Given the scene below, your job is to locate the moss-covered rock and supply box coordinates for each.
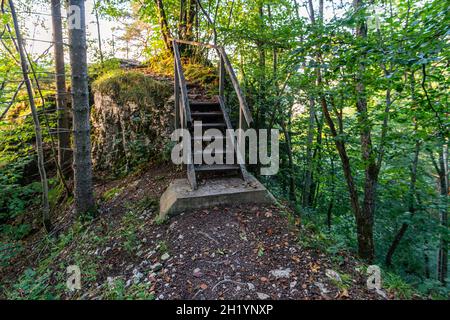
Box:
[91,70,173,175]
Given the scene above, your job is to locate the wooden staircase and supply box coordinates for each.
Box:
[172,39,253,190]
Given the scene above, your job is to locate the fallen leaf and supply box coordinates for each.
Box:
[200,283,208,290]
[340,289,349,298]
[310,263,320,273]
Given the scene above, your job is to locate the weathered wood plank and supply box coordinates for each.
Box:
[174,63,180,129]
[173,40,192,127]
[217,47,253,127]
[169,38,217,49]
[219,96,250,182]
[219,56,225,98]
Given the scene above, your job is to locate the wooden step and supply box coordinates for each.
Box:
[190,101,221,111]
[192,111,223,117]
[190,101,220,107]
[193,122,226,129]
[194,164,240,172]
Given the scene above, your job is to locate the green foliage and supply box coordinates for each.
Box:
[330,272,353,291]
[383,272,415,299]
[0,242,23,267]
[101,186,124,202]
[92,69,171,106]
[156,240,168,255]
[120,210,142,254]
[105,279,155,300]
[88,58,122,81]
[5,268,60,300]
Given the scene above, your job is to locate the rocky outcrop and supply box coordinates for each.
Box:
[91,70,173,174]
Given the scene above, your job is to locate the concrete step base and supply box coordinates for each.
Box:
[159,175,275,219]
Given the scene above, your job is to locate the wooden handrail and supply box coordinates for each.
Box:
[169,38,218,49]
[216,46,253,127]
[173,40,192,127]
[170,38,253,127]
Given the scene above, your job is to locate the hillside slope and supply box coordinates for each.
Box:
[1,162,400,300]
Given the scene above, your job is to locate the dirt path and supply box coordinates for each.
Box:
[1,163,389,300]
[150,205,384,300]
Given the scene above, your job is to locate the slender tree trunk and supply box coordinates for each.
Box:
[424,240,430,278]
[326,155,334,230]
[93,0,104,64]
[9,0,51,231]
[385,136,420,267]
[437,143,448,285]
[311,113,324,207]
[354,0,378,262]
[303,97,315,207]
[280,119,296,203]
[154,0,172,51]
[186,0,196,41]
[68,0,95,215]
[51,0,72,178]
[385,72,419,267]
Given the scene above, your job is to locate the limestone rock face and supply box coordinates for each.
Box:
[91,71,173,174]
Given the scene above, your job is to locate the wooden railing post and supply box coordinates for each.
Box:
[174,62,180,129]
[173,40,192,127]
[217,47,253,127]
[219,55,225,99]
[172,39,197,190]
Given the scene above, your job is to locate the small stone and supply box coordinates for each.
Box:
[193,268,203,277]
[270,268,291,279]
[247,283,255,291]
[314,282,329,294]
[376,289,388,299]
[256,292,270,300]
[290,281,297,289]
[107,277,115,287]
[151,262,163,272]
[132,269,144,284]
[140,260,149,267]
[325,269,341,282]
[161,253,170,261]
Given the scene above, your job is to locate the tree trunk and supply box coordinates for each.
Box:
[93,0,104,64]
[385,137,420,267]
[68,0,95,215]
[354,0,377,262]
[154,0,172,51]
[51,0,72,178]
[9,0,51,231]
[303,97,315,207]
[437,143,448,285]
[280,118,296,203]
